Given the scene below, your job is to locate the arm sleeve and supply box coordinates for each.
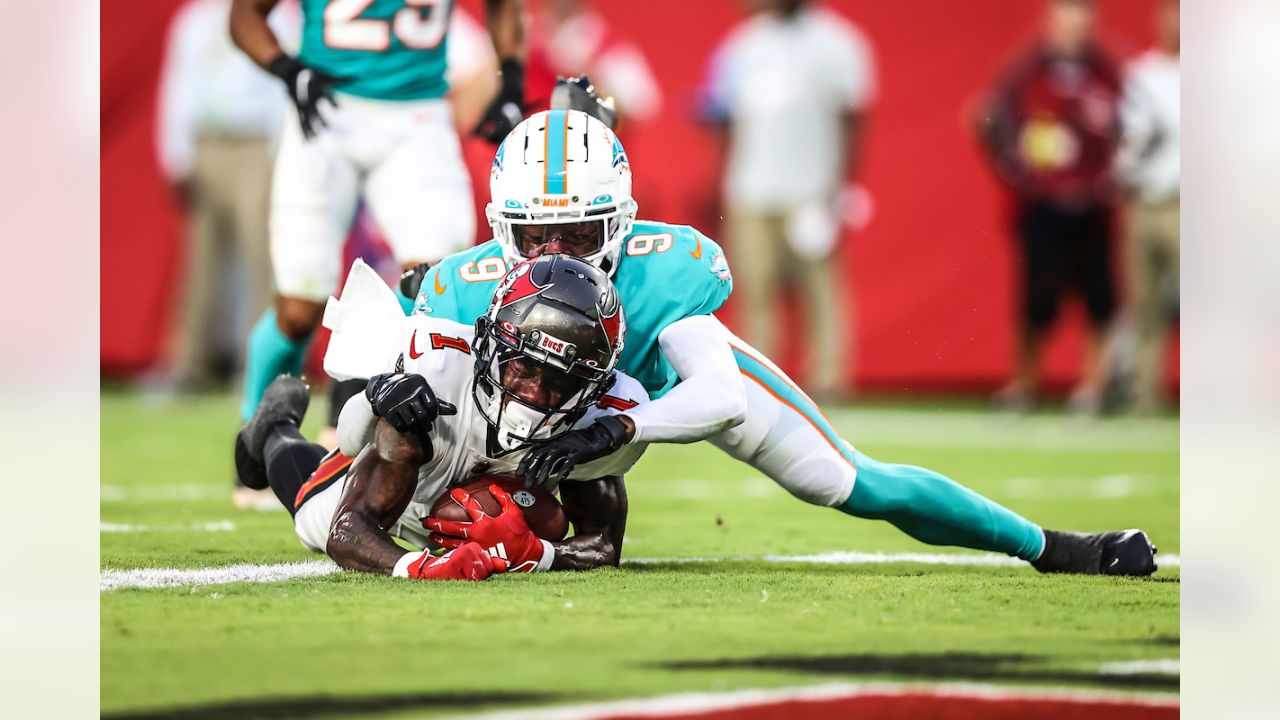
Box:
[624,315,747,444]
[337,392,377,457]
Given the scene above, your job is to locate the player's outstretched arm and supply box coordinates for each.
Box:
[327,421,425,574]
[621,314,748,444]
[329,421,498,580]
[553,475,628,571]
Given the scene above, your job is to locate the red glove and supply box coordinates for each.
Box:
[425,485,553,573]
[397,542,504,581]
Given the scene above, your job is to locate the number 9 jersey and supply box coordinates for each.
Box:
[414,220,734,398]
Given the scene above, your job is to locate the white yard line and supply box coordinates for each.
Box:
[100,551,1179,591]
[1099,659,1181,675]
[100,559,339,591]
[100,521,237,533]
[101,484,228,502]
[460,681,1178,720]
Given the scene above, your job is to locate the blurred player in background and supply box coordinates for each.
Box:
[525,0,662,126]
[977,0,1122,414]
[703,0,874,398]
[236,255,647,578]
[229,0,527,431]
[410,108,1157,577]
[157,0,299,393]
[1114,0,1179,414]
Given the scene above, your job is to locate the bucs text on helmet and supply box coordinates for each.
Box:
[473,254,627,451]
[487,109,637,275]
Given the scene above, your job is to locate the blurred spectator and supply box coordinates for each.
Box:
[703,0,874,398]
[526,0,663,125]
[156,0,298,390]
[977,0,1121,414]
[1116,0,1179,414]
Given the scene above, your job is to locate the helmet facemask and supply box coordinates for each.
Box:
[489,200,636,275]
[472,314,617,453]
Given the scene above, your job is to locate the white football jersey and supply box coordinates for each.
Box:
[335,314,649,547]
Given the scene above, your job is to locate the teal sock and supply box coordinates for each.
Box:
[240,309,310,421]
[840,449,1044,560]
[395,286,415,316]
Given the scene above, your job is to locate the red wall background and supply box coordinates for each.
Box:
[102,0,1175,393]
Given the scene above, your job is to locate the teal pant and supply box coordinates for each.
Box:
[840,449,1044,561]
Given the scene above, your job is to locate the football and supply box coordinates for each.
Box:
[428,475,568,542]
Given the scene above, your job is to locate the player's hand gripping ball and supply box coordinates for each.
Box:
[426,477,567,572]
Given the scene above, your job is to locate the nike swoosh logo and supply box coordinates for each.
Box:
[409,330,424,359]
[434,273,446,295]
[689,236,702,259]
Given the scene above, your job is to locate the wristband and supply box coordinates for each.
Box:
[267,53,302,82]
[498,59,524,95]
[392,551,426,578]
[533,539,555,573]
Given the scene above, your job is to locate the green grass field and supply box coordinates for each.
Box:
[101,388,1179,719]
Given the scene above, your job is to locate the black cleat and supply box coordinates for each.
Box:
[234,376,311,490]
[1032,529,1158,576]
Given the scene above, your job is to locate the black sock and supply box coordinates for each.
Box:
[264,424,327,518]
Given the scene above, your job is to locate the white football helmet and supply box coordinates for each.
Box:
[486,109,637,275]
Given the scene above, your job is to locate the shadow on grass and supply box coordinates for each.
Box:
[656,651,1179,690]
[101,690,560,720]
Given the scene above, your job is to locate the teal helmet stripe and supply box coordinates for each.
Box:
[544,109,568,195]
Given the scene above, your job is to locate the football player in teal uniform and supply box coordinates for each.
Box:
[410,109,1158,576]
[230,0,527,425]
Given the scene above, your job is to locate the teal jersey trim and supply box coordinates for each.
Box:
[544,109,568,194]
[415,221,734,397]
[298,0,452,101]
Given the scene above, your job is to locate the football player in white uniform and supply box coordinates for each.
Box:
[235,254,648,580]
[230,0,529,425]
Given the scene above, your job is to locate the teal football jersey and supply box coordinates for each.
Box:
[298,0,453,101]
[414,221,734,397]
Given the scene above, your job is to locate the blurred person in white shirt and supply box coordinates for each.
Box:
[156,0,299,391]
[1116,0,1179,414]
[702,0,874,398]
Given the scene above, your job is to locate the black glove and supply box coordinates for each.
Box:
[517,415,630,487]
[365,373,457,437]
[399,262,432,302]
[474,59,525,145]
[550,75,617,130]
[268,53,347,140]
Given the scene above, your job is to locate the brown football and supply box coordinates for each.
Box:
[428,475,568,542]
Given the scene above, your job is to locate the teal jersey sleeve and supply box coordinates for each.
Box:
[611,222,734,397]
[413,241,507,322]
[414,226,734,399]
[298,0,451,101]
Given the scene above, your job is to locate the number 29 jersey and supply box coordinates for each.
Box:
[298,0,455,100]
[413,220,734,398]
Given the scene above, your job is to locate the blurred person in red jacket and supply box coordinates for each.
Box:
[977,0,1122,414]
